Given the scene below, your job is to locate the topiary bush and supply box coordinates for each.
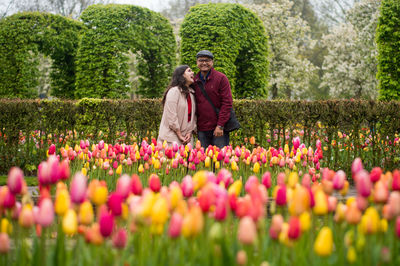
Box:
[180,3,269,99]
[0,12,84,99]
[377,0,400,100]
[75,4,177,99]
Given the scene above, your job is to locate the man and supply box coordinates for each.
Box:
[193,50,233,149]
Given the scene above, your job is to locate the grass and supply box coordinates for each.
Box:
[0,175,38,186]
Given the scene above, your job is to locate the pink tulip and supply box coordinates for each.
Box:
[99,213,114,237]
[293,137,300,151]
[277,172,286,186]
[217,169,233,188]
[333,170,346,190]
[7,167,24,195]
[108,193,123,216]
[98,140,104,150]
[302,174,311,188]
[48,155,60,184]
[59,160,70,180]
[373,181,389,204]
[356,196,368,211]
[396,216,400,238]
[19,206,34,228]
[198,186,215,212]
[1,187,15,209]
[37,198,54,227]
[269,214,284,239]
[168,212,183,238]
[80,140,86,149]
[327,196,337,212]
[238,216,257,245]
[388,191,400,217]
[356,170,372,197]
[116,174,131,199]
[48,144,56,155]
[131,174,142,195]
[149,174,161,193]
[0,233,10,254]
[288,216,301,240]
[70,172,87,204]
[392,170,400,191]
[245,176,259,193]
[352,158,363,179]
[112,228,127,249]
[214,198,227,221]
[275,186,287,206]
[38,161,51,185]
[181,175,193,197]
[262,172,271,189]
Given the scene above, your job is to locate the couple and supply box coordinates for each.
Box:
[158,50,233,149]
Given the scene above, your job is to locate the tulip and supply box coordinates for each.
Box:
[238,216,257,245]
[151,197,169,225]
[370,167,382,183]
[396,216,400,238]
[149,174,161,192]
[116,174,131,199]
[289,186,310,216]
[19,205,34,228]
[262,172,271,189]
[131,174,142,195]
[59,160,70,180]
[334,203,347,223]
[356,170,372,197]
[79,201,94,225]
[48,144,56,155]
[236,250,247,266]
[169,185,183,209]
[314,226,333,257]
[62,209,78,235]
[228,180,242,197]
[269,214,284,239]
[214,198,227,221]
[275,186,287,206]
[313,189,328,215]
[347,246,357,263]
[112,228,127,249]
[181,175,194,197]
[299,211,311,232]
[373,181,389,204]
[108,193,123,216]
[1,187,15,209]
[168,212,183,238]
[192,170,207,191]
[198,186,215,212]
[288,172,298,188]
[1,218,12,234]
[47,156,60,184]
[360,207,380,234]
[37,198,54,227]
[7,167,24,195]
[332,170,346,190]
[392,170,400,191]
[346,202,362,225]
[0,233,10,254]
[181,206,204,237]
[55,189,70,216]
[351,158,363,179]
[99,212,114,238]
[70,172,87,204]
[388,191,400,217]
[288,216,301,240]
[92,185,108,206]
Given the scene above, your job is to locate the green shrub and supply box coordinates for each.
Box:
[377,0,400,100]
[75,4,177,99]
[0,12,84,99]
[180,3,269,99]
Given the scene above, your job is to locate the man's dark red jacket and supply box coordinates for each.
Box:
[193,68,233,131]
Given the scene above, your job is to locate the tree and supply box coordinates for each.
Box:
[311,0,357,26]
[247,1,317,99]
[320,0,380,99]
[161,0,230,19]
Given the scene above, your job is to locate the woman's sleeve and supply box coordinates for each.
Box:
[164,88,181,132]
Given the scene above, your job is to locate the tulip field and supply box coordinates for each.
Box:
[1,136,400,266]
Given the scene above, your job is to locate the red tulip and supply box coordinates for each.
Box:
[275,186,287,206]
[198,186,215,212]
[131,174,142,195]
[7,167,24,195]
[58,160,70,181]
[108,193,123,216]
[168,212,183,238]
[149,174,161,193]
[288,216,301,240]
[370,167,382,183]
[112,228,127,249]
[48,144,56,155]
[70,172,87,204]
[1,187,15,209]
[99,213,114,237]
[245,176,259,193]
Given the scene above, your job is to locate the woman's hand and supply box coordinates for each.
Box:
[182,133,191,145]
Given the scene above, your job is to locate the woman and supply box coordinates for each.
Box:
[158,65,196,146]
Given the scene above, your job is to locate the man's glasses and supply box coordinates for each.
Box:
[197,58,213,63]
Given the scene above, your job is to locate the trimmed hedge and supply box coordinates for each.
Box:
[377,0,400,100]
[180,3,269,99]
[1,99,400,175]
[75,4,177,99]
[0,12,84,99]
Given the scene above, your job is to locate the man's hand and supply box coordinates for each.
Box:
[214,126,224,137]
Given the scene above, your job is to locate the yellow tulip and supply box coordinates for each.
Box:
[116,164,122,175]
[231,160,238,171]
[182,206,204,238]
[313,189,328,215]
[138,164,144,173]
[380,219,388,233]
[299,212,311,232]
[79,201,94,225]
[205,157,211,168]
[360,207,380,234]
[314,226,333,257]
[288,172,299,188]
[228,180,243,196]
[215,161,220,169]
[141,192,156,218]
[289,186,310,216]
[92,186,108,206]
[55,189,70,216]
[284,144,289,154]
[81,167,87,176]
[1,218,12,234]
[253,162,260,173]
[170,186,182,209]
[122,203,129,220]
[151,197,169,225]
[347,246,357,263]
[192,171,207,191]
[62,209,78,235]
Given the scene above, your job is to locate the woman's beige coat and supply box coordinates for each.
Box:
[157,86,196,146]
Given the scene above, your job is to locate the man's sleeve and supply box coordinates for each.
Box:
[217,75,233,127]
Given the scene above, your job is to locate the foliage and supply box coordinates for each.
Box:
[377,0,400,100]
[0,12,84,99]
[247,0,317,99]
[75,4,177,99]
[320,0,380,99]
[180,3,269,99]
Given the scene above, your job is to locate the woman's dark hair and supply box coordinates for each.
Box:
[162,65,192,106]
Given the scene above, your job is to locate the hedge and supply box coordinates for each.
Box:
[180,3,269,99]
[377,0,400,100]
[75,4,177,99]
[1,99,400,175]
[0,12,84,99]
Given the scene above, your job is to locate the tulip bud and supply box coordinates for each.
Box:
[313,189,328,215]
[351,158,363,179]
[116,174,131,199]
[392,170,400,191]
[112,228,127,249]
[7,167,24,195]
[99,213,114,238]
[62,209,78,235]
[332,170,346,190]
[151,197,169,225]
[37,198,54,227]
[236,250,247,266]
[19,205,34,228]
[1,187,15,209]
[237,216,257,245]
[48,144,56,155]
[55,189,70,216]
[314,226,333,257]
[108,193,123,216]
[373,181,389,204]
[262,172,271,189]
[59,160,70,180]
[370,167,382,183]
[181,175,194,197]
[131,174,143,195]
[214,198,227,221]
[356,170,372,197]
[275,186,287,206]
[288,216,301,240]
[168,212,183,238]
[79,201,94,225]
[149,174,161,192]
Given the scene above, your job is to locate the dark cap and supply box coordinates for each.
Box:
[196,50,214,59]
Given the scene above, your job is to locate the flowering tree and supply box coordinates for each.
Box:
[320,0,380,99]
[247,0,317,99]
